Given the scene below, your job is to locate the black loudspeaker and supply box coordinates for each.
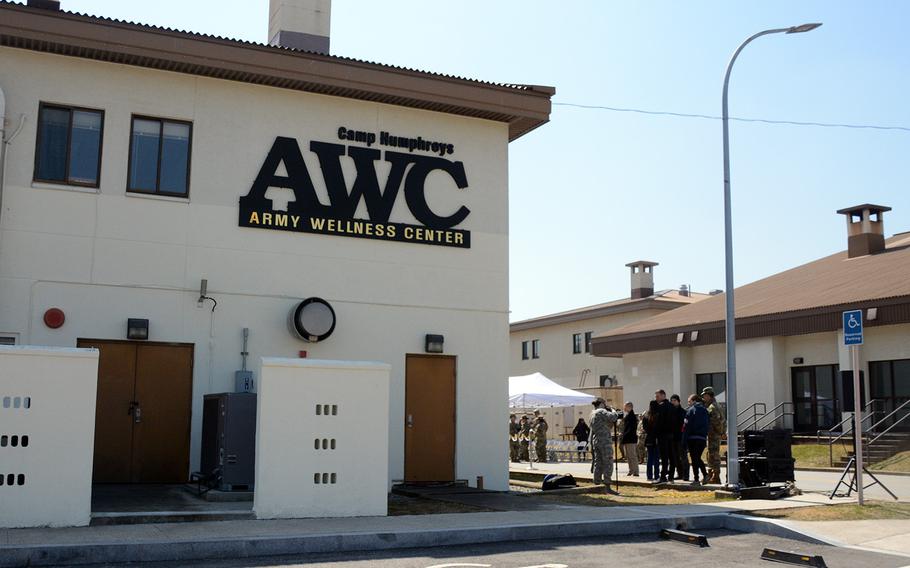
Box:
[742,429,792,459]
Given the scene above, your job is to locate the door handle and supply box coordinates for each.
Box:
[128,401,142,424]
[407,414,413,428]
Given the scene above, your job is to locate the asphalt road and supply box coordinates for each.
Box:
[92,531,909,568]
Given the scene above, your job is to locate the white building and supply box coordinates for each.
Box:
[0,0,553,491]
[591,205,910,436]
[510,261,708,390]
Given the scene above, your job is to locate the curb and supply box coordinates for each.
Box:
[0,513,730,567]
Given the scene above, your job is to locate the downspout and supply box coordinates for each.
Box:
[0,87,26,227]
[0,85,6,223]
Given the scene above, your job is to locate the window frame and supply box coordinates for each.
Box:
[572,333,582,354]
[531,339,540,359]
[584,331,593,353]
[521,340,529,360]
[33,102,105,189]
[696,372,726,396]
[126,114,194,198]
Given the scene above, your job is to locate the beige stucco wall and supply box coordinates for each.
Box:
[509,308,666,389]
[0,48,512,489]
[614,324,910,425]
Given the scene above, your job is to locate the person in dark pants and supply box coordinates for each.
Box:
[683,393,709,485]
[572,418,590,461]
[644,402,660,481]
[670,394,689,481]
[620,402,639,476]
[653,389,676,483]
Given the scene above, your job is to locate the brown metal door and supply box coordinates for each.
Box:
[404,354,456,483]
[79,339,193,483]
[79,340,136,483]
[132,344,194,483]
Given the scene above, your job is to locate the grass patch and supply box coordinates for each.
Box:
[743,501,910,521]
[870,450,910,472]
[521,484,732,507]
[791,443,849,468]
[387,495,493,516]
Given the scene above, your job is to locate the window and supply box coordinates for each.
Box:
[128,116,192,197]
[584,331,593,353]
[572,333,583,354]
[696,372,726,397]
[521,341,529,360]
[531,339,540,359]
[34,103,104,187]
[0,336,15,346]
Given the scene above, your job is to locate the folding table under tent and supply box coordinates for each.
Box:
[508,372,596,410]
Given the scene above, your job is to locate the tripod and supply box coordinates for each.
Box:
[829,456,897,500]
[829,430,897,501]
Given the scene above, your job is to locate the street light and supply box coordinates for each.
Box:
[721,23,821,489]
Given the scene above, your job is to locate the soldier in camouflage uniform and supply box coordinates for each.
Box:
[636,411,647,464]
[589,397,621,493]
[534,414,549,462]
[519,415,531,461]
[703,387,725,485]
[509,414,521,462]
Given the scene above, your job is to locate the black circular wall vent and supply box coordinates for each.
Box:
[289,297,336,342]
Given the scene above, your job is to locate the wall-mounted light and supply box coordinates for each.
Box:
[793,357,804,365]
[425,334,444,354]
[690,330,699,342]
[867,307,878,321]
[676,332,685,344]
[289,298,336,342]
[127,318,149,340]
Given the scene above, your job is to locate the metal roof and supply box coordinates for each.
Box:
[0,1,554,140]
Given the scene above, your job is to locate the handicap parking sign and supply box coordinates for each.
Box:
[843,309,864,346]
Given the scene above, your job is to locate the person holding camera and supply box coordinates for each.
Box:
[589,397,621,493]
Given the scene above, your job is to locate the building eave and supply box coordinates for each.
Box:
[590,295,910,357]
[0,2,553,141]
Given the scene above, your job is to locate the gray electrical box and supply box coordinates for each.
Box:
[235,370,255,393]
[200,392,257,491]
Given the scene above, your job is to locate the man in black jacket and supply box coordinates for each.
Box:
[620,402,639,476]
[654,389,676,483]
[670,394,689,481]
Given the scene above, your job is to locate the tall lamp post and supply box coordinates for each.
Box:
[722,23,821,489]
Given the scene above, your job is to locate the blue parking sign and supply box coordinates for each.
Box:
[843,310,864,346]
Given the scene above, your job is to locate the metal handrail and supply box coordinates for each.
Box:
[817,398,880,446]
[737,402,767,431]
[867,399,910,446]
[750,401,794,431]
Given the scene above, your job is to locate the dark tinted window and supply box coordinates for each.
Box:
[35,105,103,186]
[128,116,192,197]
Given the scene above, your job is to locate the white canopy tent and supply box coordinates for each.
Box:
[508,372,596,409]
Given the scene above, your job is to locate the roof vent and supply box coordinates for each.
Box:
[836,204,891,258]
[27,0,60,10]
[269,0,331,54]
[679,284,690,297]
[625,261,658,299]
[709,289,723,296]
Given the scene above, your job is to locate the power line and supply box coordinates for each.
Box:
[553,102,910,132]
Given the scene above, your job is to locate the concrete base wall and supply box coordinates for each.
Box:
[254,358,390,519]
[0,346,98,528]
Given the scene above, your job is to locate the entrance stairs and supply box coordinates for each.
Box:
[835,431,910,468]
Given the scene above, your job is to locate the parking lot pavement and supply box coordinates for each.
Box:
[92,530,909,568]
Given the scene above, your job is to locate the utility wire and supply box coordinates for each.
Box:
[553,102,910,132]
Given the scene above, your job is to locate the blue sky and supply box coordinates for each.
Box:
[47,1,910,321]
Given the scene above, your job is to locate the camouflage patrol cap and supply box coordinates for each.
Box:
[701,386,715,397]
[592,397,607,407]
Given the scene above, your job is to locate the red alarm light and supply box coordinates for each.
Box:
[43,308,65,329]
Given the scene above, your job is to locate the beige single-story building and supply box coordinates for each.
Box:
[510,261,709,391]
[591,205,910,434]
